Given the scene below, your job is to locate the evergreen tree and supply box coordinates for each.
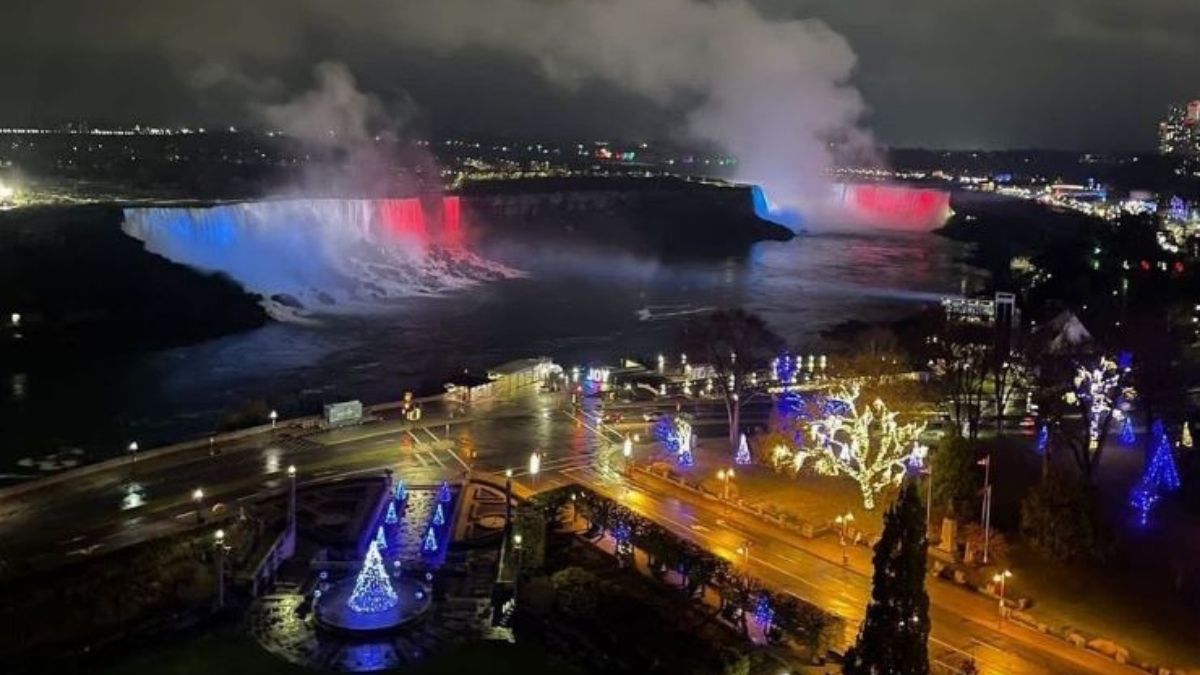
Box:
[844,480,930,675]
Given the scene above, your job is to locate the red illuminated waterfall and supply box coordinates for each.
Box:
[380,198,428,243]
[842,184,951,230]
[441,196,464,248]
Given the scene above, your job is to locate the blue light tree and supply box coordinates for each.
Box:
[735,433,752,465]
[433,503,446,527]
[347,541,398,613]
[423,526,439,553]
[375,525,388,550]
[438,481,452,504]
[1036,424,1050,454]
[1129,420,1182,526]
[384,500,399,525]
[753,594,775,631]
[394,479,407,502]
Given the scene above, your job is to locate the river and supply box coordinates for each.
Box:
[0,226,972,476]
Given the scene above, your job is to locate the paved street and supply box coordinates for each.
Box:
[0,391,1148,674]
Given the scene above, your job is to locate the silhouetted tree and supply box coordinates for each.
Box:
[843,480,930,675]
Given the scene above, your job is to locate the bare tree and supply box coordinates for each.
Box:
[683,309,783,447]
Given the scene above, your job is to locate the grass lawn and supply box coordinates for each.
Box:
[650,436,897,536]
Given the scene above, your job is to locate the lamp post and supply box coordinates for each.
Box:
[717,468,735,501]
[128,441,139,463]
[512,533,524,591]
[980,455,993,564]
[835,512,854,566]
[504,468,513,526]
[269,409,278,429]
[287,465,297,537]
[993,569,1013,626]
[193,487,206,523]
[213,528,229,609]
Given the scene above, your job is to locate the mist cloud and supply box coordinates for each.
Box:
[384,0,868,212]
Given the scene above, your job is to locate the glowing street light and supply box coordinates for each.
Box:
[193,487,206,523]
[269,409,278,429]
[993,569,1013,625]
[287,465,297,538]
[213,529,229,609]
[717,468,735,500]
[128,441,139,463]
[835,512,855,566]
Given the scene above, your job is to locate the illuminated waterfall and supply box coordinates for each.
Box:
[122,197,520,319]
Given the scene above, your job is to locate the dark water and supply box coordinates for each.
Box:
[0,228,970,475]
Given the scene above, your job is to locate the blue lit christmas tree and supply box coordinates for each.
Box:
[1129,420,1182,526]
[394,479,407,502]
[384,500,399,525]
[735,433,752,465]
[1035,424,1049,454]
[438,481,452,504]
[433,503,445,527]
[375,525,388,550]
[422,526,439,553]
[753,594,775,629]
[347,540,398,613]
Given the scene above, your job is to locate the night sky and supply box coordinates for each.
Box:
[2,0,1198,151]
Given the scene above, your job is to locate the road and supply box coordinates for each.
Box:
[0,390,1139,674]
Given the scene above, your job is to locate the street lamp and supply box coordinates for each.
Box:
[835,512,855,566]
[717,468,735,501]
[980,455,993,564]
[287,465,297,538]
[269,409,278,429]
[193,487,206,523]
[213,528,229,609]
[128,441,139,463]
[504,468,513,526]
[993,569,1013,625]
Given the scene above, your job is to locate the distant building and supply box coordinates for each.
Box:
[1159,101,1200,167]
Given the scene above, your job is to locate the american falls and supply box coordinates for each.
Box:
[122,196,520,320]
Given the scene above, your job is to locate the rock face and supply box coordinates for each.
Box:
[460,176,795,259]
[0,204,268,361]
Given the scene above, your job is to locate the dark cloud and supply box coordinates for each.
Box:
[1,0,1196,151]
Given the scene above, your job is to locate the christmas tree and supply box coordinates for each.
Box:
[375,525,388,550]
[394,479,407,502]
[384,500,399,525]
[348,540,398,613]
[1183,423,1193,449]
[843,480,930,675]
[433,503,446,527]
[438,481,452,503]
[735,433,752,465]
[423,526,439,553]
[1130,419,1182,525]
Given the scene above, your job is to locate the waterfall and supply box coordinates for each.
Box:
[122,196,521,319]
